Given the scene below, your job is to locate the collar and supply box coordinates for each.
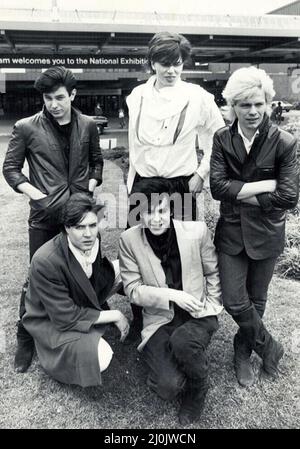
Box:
[142,75,184,99]
[230,113,272,137]
[237,122,259,145]
[138,76,188,120]
[67,237,99,278]
[43,105,78,125]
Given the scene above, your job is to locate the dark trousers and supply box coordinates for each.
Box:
[18,226,61,340]
[128,173,198,327]
[218,250,277,318]
[218,250,279,356]
[143,314,218,401]
[128,173,198,227]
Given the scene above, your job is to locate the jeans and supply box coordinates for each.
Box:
[218,250,277,318]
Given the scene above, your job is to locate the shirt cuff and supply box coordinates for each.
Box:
[89,167,103,185]
[13,176,30,193]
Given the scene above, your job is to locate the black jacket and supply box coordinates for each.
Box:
[210,115,299,259]
[3,107,103,229]
[23,232,115,387]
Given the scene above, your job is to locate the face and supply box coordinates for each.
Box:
[233,89,267,134]
[151,59,183,89]
[43,86,76,123]
[141,196,171,236]
[65,211,98,252]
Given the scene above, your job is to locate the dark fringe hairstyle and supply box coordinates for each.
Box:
[61,192,104,228]
[34,66,77,95]
[147,32,192,70]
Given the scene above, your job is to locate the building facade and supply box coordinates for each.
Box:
[1,6,300,118]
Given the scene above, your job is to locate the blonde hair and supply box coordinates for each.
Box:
[222,66,275,121]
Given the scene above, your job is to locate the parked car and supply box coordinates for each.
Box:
[291,101,300,110]
[91,115,108,134]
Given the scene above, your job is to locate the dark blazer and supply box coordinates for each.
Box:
[210,115,299,259]
[23,232,115,387]
[2,107,103,229]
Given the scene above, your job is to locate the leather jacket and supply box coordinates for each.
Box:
[3,107,103,229]
[210,115,299,259]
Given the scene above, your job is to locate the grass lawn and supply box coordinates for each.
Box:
[0,136,299,429]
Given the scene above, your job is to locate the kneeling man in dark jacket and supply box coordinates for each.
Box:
[23,193,129,387]
[119,178,223,425]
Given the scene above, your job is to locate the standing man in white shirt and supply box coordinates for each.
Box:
[125,31,224,341]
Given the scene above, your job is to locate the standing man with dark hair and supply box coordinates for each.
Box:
[126,31,224,341]
[3,66,103,373]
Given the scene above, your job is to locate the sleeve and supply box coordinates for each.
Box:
[200,224,222,308]
[256,139,299,212]
[29,258,100,333]
[126,88,139,154]
[118,234,172,310]
[196,94,225,181]
[210,132,245,202]
[88,119,103,185]
[2,121,30,192]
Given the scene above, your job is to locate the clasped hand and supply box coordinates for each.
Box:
[172,290,203,314]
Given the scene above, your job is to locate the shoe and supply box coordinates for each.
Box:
[178,377,208,426]
[233,333,255,387]
[232,307,284,381]
[262,339,284,379]
[14,321,35,373]
[14,339,35,373]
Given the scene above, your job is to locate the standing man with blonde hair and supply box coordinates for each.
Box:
[210,66,299,387]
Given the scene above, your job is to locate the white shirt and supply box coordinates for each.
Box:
[68,237,99,279]
[238,122,259,154]
[126,76,225,192]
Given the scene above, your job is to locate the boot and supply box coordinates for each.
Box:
[14,321,35,373]
[124,304,143,345]
[255,332,284,379]
[233,332,255,387]
[232,307,284,380]
[123,321,142,345]
[178,376,209,426]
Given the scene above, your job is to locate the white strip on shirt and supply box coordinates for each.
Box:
[126,76,225,192]
[238,122,259,154]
